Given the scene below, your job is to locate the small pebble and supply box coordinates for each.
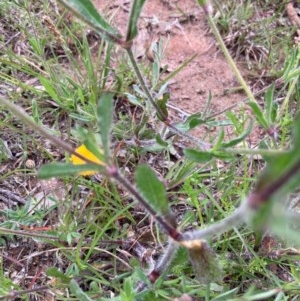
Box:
[25,159,36,169]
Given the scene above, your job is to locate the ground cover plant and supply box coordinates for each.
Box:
[0,0,300,300]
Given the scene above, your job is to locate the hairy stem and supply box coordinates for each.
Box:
[0,286,49,301]
[126,48,167,120]
[108,166,183,240]
[0,227,58,240]
[180,205,246,242]
[204,11,257,107]
[0,97,102,165]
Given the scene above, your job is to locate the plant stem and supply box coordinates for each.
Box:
[205,13,257,105]
[201,4,267,127]
[109,165,183,240]
[0,286,49,301]
[137,239,179,292]
[167,123,211,150]
[126,48,167,120]
[126,49,211,150]
[0,96,101,165]
[180,205,246,242]
[224,148,289,156]
[0,227,58,240]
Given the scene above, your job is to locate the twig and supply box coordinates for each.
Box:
[0,285,49,301]
[0,227,59,240]
[0,189,26,205]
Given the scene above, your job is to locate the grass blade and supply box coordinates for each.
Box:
[97,93,114,162]
[247,101,268,129]
[69,279,94,301]
[39,163,101,178]
[126,0,147,42]
[221,119,253,148]
[184,149,213,163]
[57,0,122,44]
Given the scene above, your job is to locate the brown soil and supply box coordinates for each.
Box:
[94,0,245,127]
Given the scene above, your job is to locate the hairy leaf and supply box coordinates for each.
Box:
[187,240,222,284]
[221,119,253,148]
[247,101,268,129]
[126,0,147,41]
[57,0,121,43]
[98,93,114,161]
[39,163,101,178]
[70,279,93,301]
[184,149,213,163]
[135,164,170,216]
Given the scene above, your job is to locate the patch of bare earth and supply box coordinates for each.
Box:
[94,0,257,142]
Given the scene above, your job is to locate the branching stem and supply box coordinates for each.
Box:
[109,166,183,240]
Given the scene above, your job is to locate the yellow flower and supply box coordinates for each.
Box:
[70,144,103,176]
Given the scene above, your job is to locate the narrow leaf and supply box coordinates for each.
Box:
[125,93,144,107]
[213,129,225,149]
[247,101,268,129]
[221,119,253,148]
[75,128,105,165]
[154,54,197,90]
[97,93,114,161]
[70,279,93,301]
[250,116,300,209]
[175,113,205,132]
[211,150,235,160]
[57,0,121,43]
[156,93,169,121]
[126,0,147,41]
[39,163,101,178]
[135,164,170,216]
[155,134,168,148]
[46,267,70,283]
[187,240,222,284]
[39,77,60,102]
[265,84,276,123]
[184,149,213,163]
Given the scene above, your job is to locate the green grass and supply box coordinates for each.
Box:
[0,0,300,300]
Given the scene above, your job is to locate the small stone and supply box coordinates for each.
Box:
[25,159,36,169]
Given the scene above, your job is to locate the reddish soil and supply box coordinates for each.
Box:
[94,0,245,126]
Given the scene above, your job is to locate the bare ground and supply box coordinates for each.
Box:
[95,0,246,125]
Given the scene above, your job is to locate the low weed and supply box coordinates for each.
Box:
[0,0,300,300]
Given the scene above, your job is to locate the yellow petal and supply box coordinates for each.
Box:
[70,144,103,176]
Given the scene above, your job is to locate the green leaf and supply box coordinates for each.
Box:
[188,240,222,284]
[211,150,235,160]
[184,149,213,163]
[156,93,169,121]
[39,77,60,102]
[76,128,104,162]
[97,93,114,161]
[247,101,268,129]
[125,93,143,107]
[126,0,147,41]
[265,84,276,123]
[221,119,253,148]
[213,129,225,150]
[175,113,205,132]
[250,116,300,219]
[255,113,300,195]
[69,279,93,301]
[135,164,170,216]
[57,0,121,43]
[39,163,101,178]
[154,54,197,91]
[155,134,168,148]
[46,267,71,284]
